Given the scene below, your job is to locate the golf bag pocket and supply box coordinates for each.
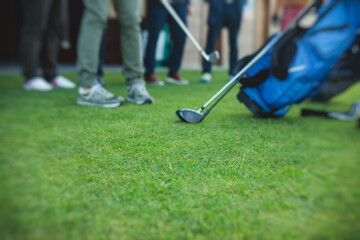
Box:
[312,32,360,102]
[236,0,358,118]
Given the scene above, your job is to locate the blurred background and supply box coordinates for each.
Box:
[0,0,278,72]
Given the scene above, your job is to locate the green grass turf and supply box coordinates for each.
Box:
[0,71,359,240]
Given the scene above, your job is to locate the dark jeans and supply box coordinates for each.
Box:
[202,3,241,75]
[144,2,187,76]
[97,31,107,84]
[20,0,62,82]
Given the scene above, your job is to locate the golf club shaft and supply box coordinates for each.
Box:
[198,35,279,112]
[197,0,322,112]
[302,108,359,121]
[301,109,329,117]
[203,76,240,116]
[160,0,209,60]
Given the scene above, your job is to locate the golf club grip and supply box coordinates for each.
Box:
[301,109,329,117]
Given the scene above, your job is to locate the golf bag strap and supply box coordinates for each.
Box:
[270,28,301,80]
[239,69,270,87]
[233,54,270,88]
[270,0,327,80]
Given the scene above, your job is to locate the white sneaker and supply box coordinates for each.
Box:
[200,73,211,83]
[166,73,189,85]
[24,77,53,91]
[52,75,76,89]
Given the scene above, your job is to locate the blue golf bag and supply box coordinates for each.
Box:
[236,0,360,118]
[311,31,360,102]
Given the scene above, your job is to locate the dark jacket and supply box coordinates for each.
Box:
[206,0,246,26]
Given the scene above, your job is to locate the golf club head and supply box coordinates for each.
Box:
[348,101,360,117]
[176,109,205,123]
[209,51,220,63]
[329,101,360,121]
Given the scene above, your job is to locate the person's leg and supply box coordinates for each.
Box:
[115,0,154,104]
[227,27,239,76]
[202,23,223,74]
[144,1,168,77]
[76,0,124,107]
[226,5,241,76]
[20,0,51,81]
[167,4,187,75]
[76,0,110,88]
[114,0,144,84]
[41,0,61,82]
[97,31,107,84]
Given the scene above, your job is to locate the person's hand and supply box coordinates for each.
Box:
[187,5,193,15]
[272,14,280,26]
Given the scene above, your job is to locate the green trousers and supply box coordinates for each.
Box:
[77,0,144,87]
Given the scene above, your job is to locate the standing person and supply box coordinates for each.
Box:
[200,0,246,83]
[76,0,154,107]
[144,0,191,86]
[20,0,76,91]
[272,0,310,30]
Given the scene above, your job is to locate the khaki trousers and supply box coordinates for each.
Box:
[77,0,144,87]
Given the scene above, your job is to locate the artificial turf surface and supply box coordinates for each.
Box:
[0,71,359,239]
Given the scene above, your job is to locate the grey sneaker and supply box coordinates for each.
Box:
[127,83,154,104]
[77,84,124,108]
